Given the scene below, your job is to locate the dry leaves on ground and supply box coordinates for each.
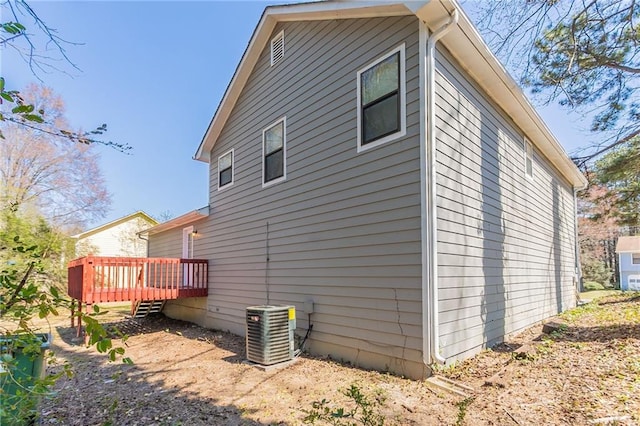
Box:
[36,293,639,425]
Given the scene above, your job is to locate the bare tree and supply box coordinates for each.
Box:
[0,84,111,228]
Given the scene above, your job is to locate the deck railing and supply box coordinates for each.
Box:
[67,256,208,304]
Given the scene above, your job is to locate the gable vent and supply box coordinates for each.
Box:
[271,31,284,66]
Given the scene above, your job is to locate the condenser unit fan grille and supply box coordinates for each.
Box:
[246,305,295,365]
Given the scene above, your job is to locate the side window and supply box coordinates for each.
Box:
[524,139,534,180]
[632,253,640,265]
[218,149,234,190]
[263,117,286,187]
[357,44,406,152]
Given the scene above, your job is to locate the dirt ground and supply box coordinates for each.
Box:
[33,292,639,425]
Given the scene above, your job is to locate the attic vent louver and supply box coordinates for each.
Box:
[271,31,284,66]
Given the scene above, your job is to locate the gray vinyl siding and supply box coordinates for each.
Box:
[433,46,577,361]
[147,218,209,259]
[148,227,183,258]
[201,16,424,375]
[147,221,209,320]
[148,14,580,375]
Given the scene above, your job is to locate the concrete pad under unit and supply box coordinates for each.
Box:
[243,356,301,372]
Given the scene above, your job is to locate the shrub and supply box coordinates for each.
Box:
[583,281,605,291]
[302,384,387,425]
[581,256,612,288]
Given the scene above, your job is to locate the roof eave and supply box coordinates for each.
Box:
[72,211,158,239]
[142,206,210,236]
[615,236,640,253]
[193,1,420,163]
[195,0,587,189]
[418,0,587,189]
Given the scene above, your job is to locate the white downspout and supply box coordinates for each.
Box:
[421,9,458,367]
[573,188,583,294]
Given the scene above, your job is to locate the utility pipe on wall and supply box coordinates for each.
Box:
[421,8,459,368]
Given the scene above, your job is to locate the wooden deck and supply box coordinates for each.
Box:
[67,256,208,304]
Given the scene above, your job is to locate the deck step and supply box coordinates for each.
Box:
[133,300,166,318]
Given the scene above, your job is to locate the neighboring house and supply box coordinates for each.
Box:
[73,211,158,257]
[147,0,588,379]
[615,236,640,291]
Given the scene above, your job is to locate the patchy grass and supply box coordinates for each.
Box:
[566,292,640,325]
[559,301,600,323]
[441,292,640,425]
[583,281,606,291]
[579,289,621,301]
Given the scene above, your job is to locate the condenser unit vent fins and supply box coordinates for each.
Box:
[246,305,295,365]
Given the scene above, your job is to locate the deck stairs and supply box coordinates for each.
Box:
[133,300,166,318]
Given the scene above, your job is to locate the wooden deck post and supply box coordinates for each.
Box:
[76,300,83,338]
[70,299,76,328]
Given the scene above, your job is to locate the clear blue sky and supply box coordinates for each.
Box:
[4,1,594,229]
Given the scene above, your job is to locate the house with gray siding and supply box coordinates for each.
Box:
[146,0,588,379]
[615,236,640,291]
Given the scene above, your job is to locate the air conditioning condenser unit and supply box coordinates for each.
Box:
[246,305,296,365]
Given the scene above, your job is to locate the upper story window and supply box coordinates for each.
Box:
[633,253,640,264]
[263,117,286,187]
[271,31,284,66]
[218,149,234,190]
[357,44,406,152]
[524,139,534,180]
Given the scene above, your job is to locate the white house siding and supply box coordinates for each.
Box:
[76,217,152,257]
[195,16,426,378]
[433,46,577,361]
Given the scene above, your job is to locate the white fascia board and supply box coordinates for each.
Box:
[73,211,158,239]
[143,206,210,236]
[193,1,422,163]
[194,12,277,163]
[269,1,415,21]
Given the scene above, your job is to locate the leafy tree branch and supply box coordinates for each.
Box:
[1,0,80,76]
[0,77,130,152]
[473,0,640,165]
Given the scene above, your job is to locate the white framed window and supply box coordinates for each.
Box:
[262,117,286,187]
[217,149,234,190]
[632,253,640,264]
[524,138,534,180]
[271,30,284,66]
[357,44,406,152]
[629,274,640,291]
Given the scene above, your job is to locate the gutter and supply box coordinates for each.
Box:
[420,8,459,368]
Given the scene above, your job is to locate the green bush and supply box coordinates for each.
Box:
[1,235,129,425]
[302,384,386,425]
[581,256,612,288]
[583,281,605,291]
